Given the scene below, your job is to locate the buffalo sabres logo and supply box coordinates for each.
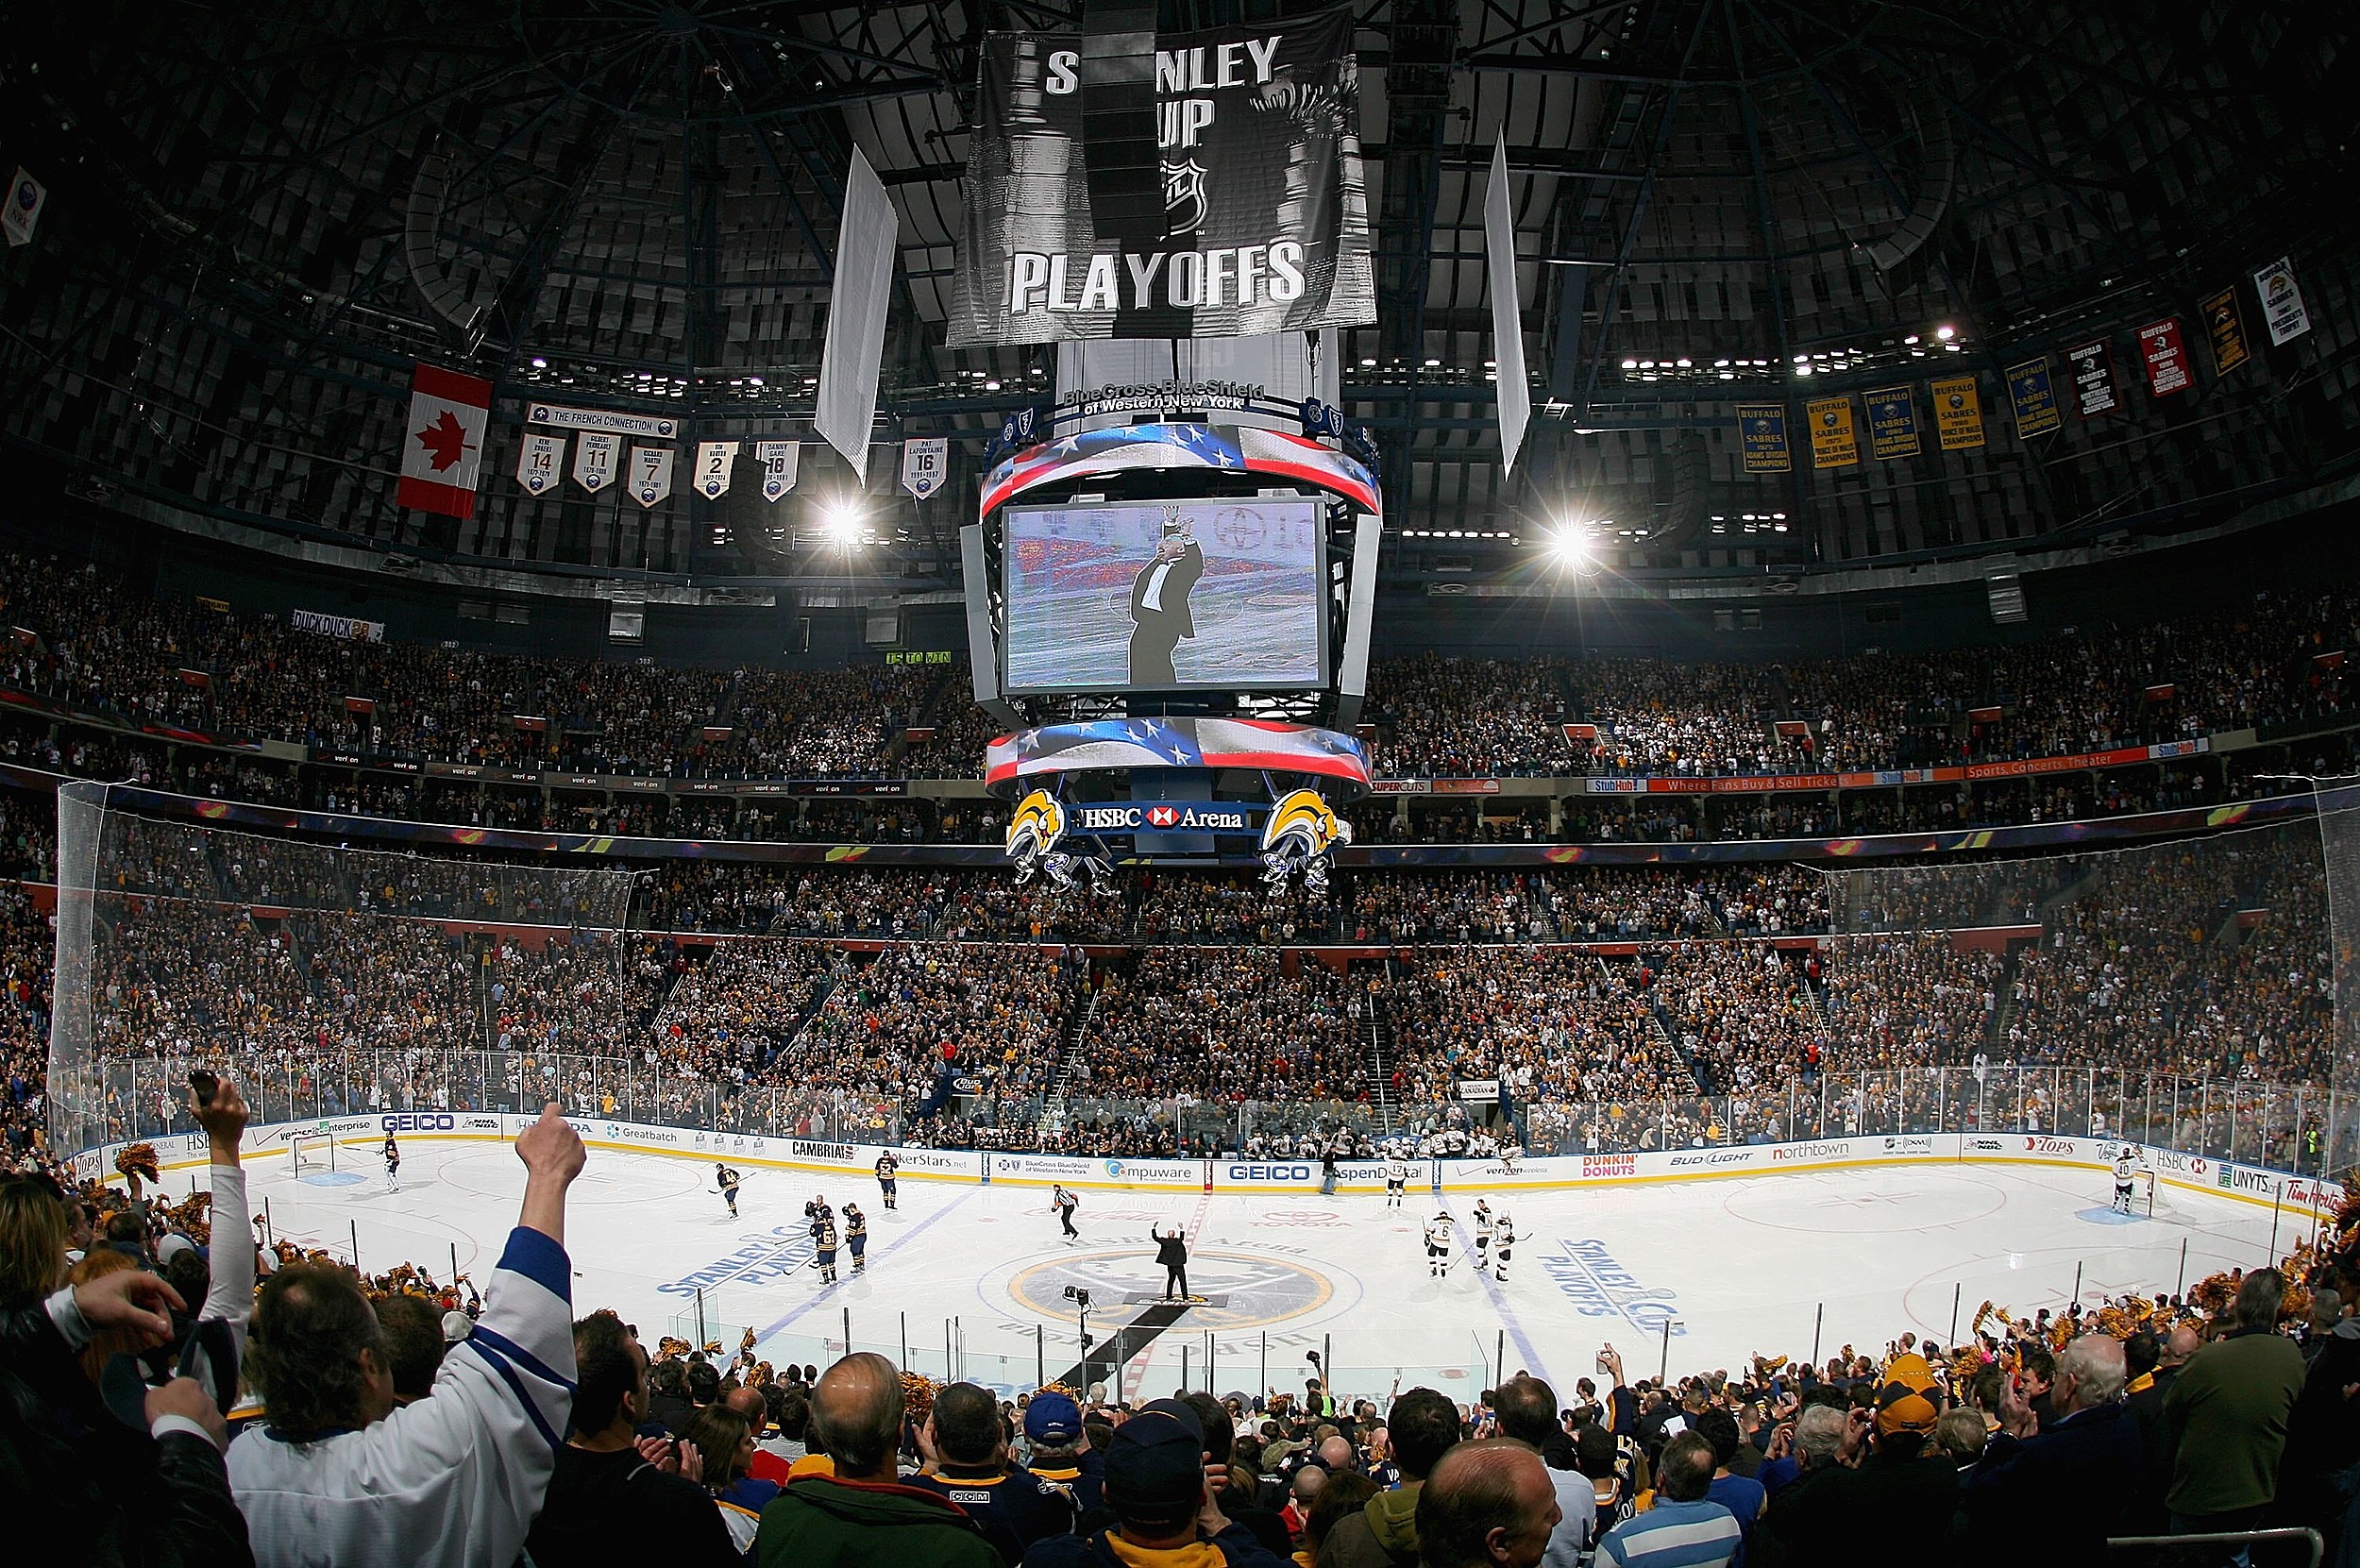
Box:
[1005,789,1110,890]
[1259,788,1351,893]
[1005,790,1068,884]
[1162,158,1209,236]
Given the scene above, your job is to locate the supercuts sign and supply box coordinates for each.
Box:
[947,8,1374,346]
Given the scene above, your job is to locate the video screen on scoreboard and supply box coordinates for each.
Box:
[1002,498,1325,693]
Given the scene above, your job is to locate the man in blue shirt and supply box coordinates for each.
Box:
[911,1380,1076,1562]
[1593,1432,1740,1568]
[1694,1409,1766,1564]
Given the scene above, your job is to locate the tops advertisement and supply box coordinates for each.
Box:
[947,8,1374,345]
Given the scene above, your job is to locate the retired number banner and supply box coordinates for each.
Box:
[946,7,1374,346]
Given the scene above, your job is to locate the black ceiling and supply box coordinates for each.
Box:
[0,0,2351,583]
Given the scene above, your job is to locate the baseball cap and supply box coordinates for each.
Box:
[1025,1390,1083,1444]
[156,1233,198,1266]
[1875,1354,1940,1436]
[1104,1411,1205,1526]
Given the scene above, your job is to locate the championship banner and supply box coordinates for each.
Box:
[395,364,492,520]
[694,441,737,499]
[946,7,1374,346]
[2,168,45,247]
[2065,340,2119,419]
[2137,318,2192,397]
[1863,386,1919,460]
[628,446,675,508]
[515,432,564,496]
[2254,257,2313,346]
[2006,357,2061,439]
[1930,376,1983,449]
[572,432,619,495]
[755,439,800,502]
[1807,395,1858,468]
[901,435,949,499]
[1737,403,1790,472]
[2201,287,2250,375]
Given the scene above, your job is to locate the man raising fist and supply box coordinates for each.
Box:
[233,1104,587,1568]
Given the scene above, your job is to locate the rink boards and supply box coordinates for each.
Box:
[75,1115,2335,1223]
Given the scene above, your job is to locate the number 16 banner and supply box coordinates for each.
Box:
[902,436,949,499]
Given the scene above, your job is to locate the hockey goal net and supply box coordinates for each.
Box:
[291,1132,338,1177]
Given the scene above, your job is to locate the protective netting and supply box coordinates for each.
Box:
[2312,782,2360,1179]
[1822,813,2342,1172]
[48,783,638,1160]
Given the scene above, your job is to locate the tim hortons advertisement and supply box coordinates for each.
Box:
[947,7,1374,345]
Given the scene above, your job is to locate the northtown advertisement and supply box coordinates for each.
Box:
[947,8,1374,345]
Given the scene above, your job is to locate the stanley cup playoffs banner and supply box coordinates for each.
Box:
[947,8,1374,346]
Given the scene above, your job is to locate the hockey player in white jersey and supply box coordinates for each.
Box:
[1385,1157,1409,1207]
[1492,1206,1515,1282]
[1424,1212,1455,1277]
[2113,1145,2143,1215]
[1471,1199,1495,1272]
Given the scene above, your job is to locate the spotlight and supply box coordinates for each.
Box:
[1934,324,1956,341]
[1548,523,1594,568]
[820,499,866,546]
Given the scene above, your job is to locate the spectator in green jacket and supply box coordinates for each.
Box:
[756,1352,999,1568]
[2161,1269,2308,1554]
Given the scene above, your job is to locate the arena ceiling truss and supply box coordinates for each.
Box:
[0,2,2350,584]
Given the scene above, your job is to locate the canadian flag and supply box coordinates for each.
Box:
[396,363,493,519]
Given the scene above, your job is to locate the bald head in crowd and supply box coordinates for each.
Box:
[1416,1439,1561,1568]
[2162,1322,2202,1368]
[724,1384,767,1432]
[1292,1464,1328,1505]
[809,1352,902,1482]
[1319,1435,1355,1472]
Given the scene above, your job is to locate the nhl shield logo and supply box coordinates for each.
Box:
[1162,158,1209,236]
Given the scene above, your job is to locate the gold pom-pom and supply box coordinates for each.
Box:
[902,1369,939,1423]
[115,1142,160,1183]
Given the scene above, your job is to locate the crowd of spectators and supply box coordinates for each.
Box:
[8,1061,2360,1568]
[1064,949,1373,1107]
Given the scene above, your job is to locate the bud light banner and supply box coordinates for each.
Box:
[947,7,1374,346]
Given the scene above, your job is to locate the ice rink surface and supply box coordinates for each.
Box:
[245,1139,2291,1405]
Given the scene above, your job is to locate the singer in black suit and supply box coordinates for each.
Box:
[1151,1225,1190,1301]
[1128,519,1205,686]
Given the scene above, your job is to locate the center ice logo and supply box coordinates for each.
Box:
[660,1226,819,1297]
[1541,1239,1682,1336]
[1009,1248,1334,1331]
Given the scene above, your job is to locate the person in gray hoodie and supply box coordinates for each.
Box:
[1318,1389,1461,1568]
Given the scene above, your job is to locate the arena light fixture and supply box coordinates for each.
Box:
[1935,324,1956,341]
[820,499,867,547]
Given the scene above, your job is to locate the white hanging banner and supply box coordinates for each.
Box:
[755,439,800,502]
[1484,132,1531,476]
[572,432,619,494]
[695,440,739,499]
[814,145,898,481]
[515,432,565,496]
[629,446,675,509]
[901,436,950,499]
[2254,256,2313,347]
[2,168,46,247]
